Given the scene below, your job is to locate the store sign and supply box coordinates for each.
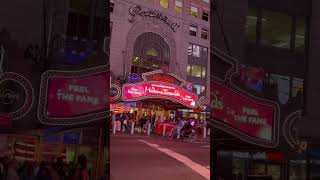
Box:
[211,81,275,141]
[110,84,121,102]
[123,82,197,108]
[0,73,33,120]
[63,131,81,145]
[129,5,180,32]
[38,66,109,125]
[233,152,285,161]
[143,71,184,86]
[233,152,266,160]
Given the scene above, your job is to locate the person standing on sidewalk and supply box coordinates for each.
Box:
[72,155,89,180]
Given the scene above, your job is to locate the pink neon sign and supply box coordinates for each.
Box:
[47,73,109,117]
[211,81,275,141]
[122,82,198,108]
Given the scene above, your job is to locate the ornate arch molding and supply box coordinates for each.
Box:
[126,20,176,72]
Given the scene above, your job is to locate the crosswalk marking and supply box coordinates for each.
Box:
[139,139,210,180]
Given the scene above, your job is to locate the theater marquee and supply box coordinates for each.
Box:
[122,70,199,109]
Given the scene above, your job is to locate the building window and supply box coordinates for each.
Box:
[295,17,306,52]
[188,44,208,58]
[67,12,89,38]
[132,32,170,74]
[175,0,183,13]
[160,0,169,8]
[292,78,304,98]
[192,45,200,57]
[202,9,209,21]
[261,10,292,49]
[187,65,206,78]
[269,74,290,104]
[110,0,114,13]
[246,8,258,43]
[201,29,208,39]
[289,162,306,180]
[70,0,90,14]
[191,65,202,77]
[93,17,107,48]
[189,25,197,36]
[194,85,205,95]
[190,5,198,18]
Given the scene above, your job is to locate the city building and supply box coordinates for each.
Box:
[210,0,320,179]
[110,0,210,121]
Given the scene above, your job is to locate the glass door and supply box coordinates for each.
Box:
[267,164,281,180]
[232,159,245,180]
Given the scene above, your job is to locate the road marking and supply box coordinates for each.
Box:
[202,146,210,148]
[138,139,210,180]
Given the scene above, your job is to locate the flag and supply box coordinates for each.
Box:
[14,140,36,161]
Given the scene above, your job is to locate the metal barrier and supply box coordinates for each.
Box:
[130,122,135,135]
[162,123,166,136]
[112,121,116,135]
[147,123,151,135]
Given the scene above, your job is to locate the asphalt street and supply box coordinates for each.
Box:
[110,133,210,180]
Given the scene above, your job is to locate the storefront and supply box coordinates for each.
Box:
[39,127,105,179]
[111,70,209,135]
[112,70,201,111]
[215,151,311,180]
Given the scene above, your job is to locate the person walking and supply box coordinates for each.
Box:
[72,155,89,180]
[35,162,52,180]
[174,117,185,139]
[5,160,19,180]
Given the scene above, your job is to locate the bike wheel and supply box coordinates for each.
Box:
[189,132,196,142]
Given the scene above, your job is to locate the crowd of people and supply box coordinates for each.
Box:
[111,111,208,136]
[0,155,108,180]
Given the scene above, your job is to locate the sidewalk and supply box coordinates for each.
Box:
[110,132,210,143]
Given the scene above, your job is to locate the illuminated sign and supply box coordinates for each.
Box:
[129,5,180,32]
[123,82,197,108]
[211,81,276,141]
[0,73,34,120]
[110,84,121,102]
[38,66,109,125]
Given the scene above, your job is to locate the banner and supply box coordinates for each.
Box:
[211,81,274,141]
[38,66,109,125]
[47,73,108,117]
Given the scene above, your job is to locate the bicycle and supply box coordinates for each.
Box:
[170,127,196,142]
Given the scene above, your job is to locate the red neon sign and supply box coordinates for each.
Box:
[151,74,175,84]
[211,81,275,141]
[122,82,198,108]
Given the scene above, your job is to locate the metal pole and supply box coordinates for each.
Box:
[162,123,166,136]
[203,127,207,139]
[131,122,135,135]
[112,121,116,134]
[147,123,151,136]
